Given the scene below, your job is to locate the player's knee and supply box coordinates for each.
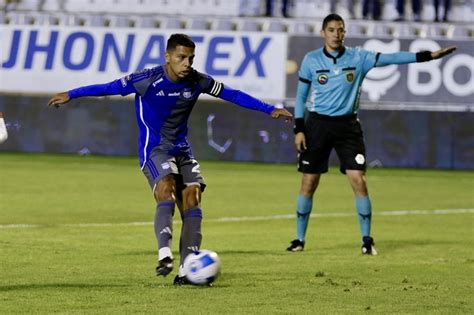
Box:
[154,176,177,202]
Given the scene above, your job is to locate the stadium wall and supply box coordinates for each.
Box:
[0,95,472,170]
[1,25,473,169]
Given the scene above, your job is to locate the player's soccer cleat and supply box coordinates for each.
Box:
[174,275,214,287]
[173,275,192,286]
[361,236,378,256]
[156,256,173,277]
[286,239,305,252]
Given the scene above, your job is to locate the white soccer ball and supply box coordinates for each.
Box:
[183,249,221,285]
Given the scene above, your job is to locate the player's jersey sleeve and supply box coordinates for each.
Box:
[197,72,273,114]
[198,72,224,97]
[120,68,160,96]
[68,72,140,99]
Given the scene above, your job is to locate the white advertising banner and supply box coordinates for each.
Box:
[0,25,288,100]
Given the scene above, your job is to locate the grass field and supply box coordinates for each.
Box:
[0,153,473,314]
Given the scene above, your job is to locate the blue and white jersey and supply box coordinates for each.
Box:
[119,66,219,168]
[295,46,417,118]
[68,65,275,168]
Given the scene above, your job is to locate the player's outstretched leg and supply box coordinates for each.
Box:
[173,274,191,286]
[155,201,175,276]
[177,207,202,278]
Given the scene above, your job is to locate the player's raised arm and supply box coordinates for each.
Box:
[207,82,292,122]
[270,107,292,121]
[47,78,136,108]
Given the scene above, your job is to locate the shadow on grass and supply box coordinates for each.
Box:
[328,239,456,251]
[214,249,289,256]
[0,283,128,292]
[121,249,288,256]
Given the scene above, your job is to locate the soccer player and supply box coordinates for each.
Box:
[286,14,455,254]
[48,34,292,285]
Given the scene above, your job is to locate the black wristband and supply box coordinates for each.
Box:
[416,51,432,62]
[293,118,305,134]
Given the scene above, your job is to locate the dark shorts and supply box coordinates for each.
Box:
[298,112,366,174]
[142,148,206,192]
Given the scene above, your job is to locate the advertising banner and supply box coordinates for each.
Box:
[286,36,474,110]
[1,25,287,100]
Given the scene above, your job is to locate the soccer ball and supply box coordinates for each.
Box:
[183,249,221,285]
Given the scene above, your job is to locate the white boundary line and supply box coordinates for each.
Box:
[0,208,472,230]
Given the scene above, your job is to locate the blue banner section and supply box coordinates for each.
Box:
[0,96,472,169]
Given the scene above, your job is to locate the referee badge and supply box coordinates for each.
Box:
[346,72,354,83]
[317,74,328,85]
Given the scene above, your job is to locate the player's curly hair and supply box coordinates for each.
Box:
[166,34,196,51]
[322,14,345,30]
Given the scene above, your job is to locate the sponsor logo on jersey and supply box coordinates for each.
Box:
[156,90,165,96]
[346,72,354,83]
[302,160,310,165]
[317,74,328,85]
[161,162,170,169]
[168,92,180,96]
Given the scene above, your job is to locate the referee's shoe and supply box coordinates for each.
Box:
[361,236,378,255]
[286,239,305,252]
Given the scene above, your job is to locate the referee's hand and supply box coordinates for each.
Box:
[431,46,456,60]
[295,132,307,152]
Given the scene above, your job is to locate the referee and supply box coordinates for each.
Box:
[286,14,456,254]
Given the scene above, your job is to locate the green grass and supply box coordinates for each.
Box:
[0,153,473,314]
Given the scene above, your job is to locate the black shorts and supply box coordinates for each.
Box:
[298,112,366,174]
[142,148,206,193]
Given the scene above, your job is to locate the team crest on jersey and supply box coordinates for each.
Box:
[317,74,328,85]
[346,72,354,83]
[182,88,193,99]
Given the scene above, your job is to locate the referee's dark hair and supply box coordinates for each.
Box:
[322,14,345,30]
[166,34,196,52]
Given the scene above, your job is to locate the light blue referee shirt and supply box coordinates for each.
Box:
[295,47,417,118]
